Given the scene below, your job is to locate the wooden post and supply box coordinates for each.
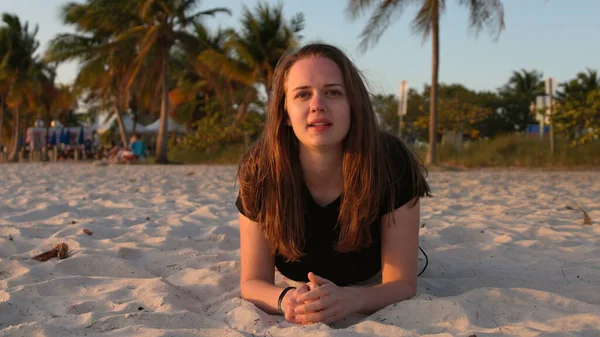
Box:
[53,146,58,162]
[244,132,250,149]
[74,148,79,161]
[18,149,24,162]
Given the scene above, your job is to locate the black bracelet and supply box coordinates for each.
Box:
[277,286,296,314]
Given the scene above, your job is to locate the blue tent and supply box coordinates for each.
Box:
[78,126,85,145]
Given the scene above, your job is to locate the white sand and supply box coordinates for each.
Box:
[1,163,599,337]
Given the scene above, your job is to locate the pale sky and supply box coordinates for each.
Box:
[2,0,599,95]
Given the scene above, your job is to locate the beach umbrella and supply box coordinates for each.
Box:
[64,128,71,145]
[59,128,66,144]
[78,126,85,145]
[49,130,57,146]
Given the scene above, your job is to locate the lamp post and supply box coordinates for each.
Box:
[398,80,408,139]
[535,96,546,139]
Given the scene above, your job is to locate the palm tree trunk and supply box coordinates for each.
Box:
[232,88,255,129]
[226,81,236,115]
[45,124,50,149]
[155,49,169,164]
[426,3,440,166]
[113,103,129,148]
[8,103,20,162]
[0,101,5,145]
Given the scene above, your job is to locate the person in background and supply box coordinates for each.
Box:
[123,134,147,162]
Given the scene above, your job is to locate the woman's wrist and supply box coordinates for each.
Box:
[346,286,366,314]
[277,286,296,314]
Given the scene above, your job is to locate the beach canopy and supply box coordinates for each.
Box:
[144,117,186,133]
[96,114,147,134]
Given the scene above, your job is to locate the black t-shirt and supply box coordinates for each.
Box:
[236,135,417,286]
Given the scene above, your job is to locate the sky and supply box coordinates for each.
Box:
[1,0,599,96]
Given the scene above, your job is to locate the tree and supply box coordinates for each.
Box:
[557,68,600,102]
[227,2,304,101]
[413,84,492,139]
[497,69,544,132]
[172,23,237,125]
[372,89,426,141]
[121,0,231,163]
[554,68,600,144]
[0,13,43,161]
[505,69,544,97]
[197,1,304,125]
[347,0,505,164]
[47,1,143,148]
[553,89,600,144]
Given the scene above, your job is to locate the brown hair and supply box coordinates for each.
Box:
[237,43,430,261]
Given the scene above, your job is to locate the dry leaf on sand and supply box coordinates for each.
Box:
[578,207,592,226]
[32,243,69,261]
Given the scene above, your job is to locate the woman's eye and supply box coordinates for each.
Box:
[326,90,342,96]
[295,92,310,99]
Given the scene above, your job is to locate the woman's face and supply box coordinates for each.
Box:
[284,57,351,151]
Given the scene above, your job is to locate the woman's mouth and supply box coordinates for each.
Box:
[308,122,332,130]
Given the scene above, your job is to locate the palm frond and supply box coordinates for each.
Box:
[350,0,413,52]
[458,0,505,40]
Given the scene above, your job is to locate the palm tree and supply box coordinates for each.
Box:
[172,23,233,120]
[0,13,43,162]
[47,1,144,148]
[119,0,231,163]
[226,2,304,102]
[347,0,504,165]
[0,67,7,147]
[506,69,544,97]
[575,68,600,92]
[557,68,600,103]
[496,69,544,130]
[196,2,303,125]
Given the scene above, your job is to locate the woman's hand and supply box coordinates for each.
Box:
[293,272,363,324]
[281,283,312,323]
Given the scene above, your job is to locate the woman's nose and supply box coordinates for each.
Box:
[309,92,326,112]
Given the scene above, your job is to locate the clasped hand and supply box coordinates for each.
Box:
[281,272,362,324]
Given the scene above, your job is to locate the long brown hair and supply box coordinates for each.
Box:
[238,43,430,261]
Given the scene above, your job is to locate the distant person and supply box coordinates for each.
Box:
[236,43,431,325]
[122,134,146,162]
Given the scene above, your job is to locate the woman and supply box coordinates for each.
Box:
[236,43,431,325]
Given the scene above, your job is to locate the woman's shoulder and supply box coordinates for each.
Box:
[377,131,430,213]
[378,132,415,172]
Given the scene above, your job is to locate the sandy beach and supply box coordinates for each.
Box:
[1,163,599,336]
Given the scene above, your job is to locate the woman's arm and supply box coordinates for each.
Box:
[239,213,282,313]
[294,199,420,322]
[351,198,420,314]
[239,213,312,321]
